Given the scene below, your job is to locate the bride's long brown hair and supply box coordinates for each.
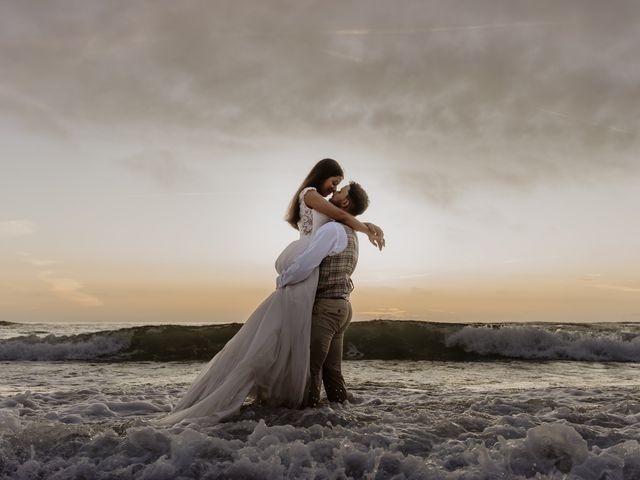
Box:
[286,158,344,230]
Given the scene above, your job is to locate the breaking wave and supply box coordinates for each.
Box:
[446,325,640,362]
[1,321,639,362]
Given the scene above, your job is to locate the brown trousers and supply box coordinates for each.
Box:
[306,298,353,406]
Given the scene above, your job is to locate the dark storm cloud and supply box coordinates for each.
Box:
[1,0,639,198]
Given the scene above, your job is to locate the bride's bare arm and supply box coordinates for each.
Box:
[303,189,385,250]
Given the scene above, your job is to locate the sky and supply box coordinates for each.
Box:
[1,0,639,324]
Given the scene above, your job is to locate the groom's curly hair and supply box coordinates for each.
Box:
[346,181,369,216]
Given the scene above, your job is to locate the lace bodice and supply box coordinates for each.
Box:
[297,187,331,237]
[298,187,315,236]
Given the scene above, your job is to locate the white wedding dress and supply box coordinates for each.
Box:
[158,187,330,425]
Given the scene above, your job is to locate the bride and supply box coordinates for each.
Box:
[158,159,384,425]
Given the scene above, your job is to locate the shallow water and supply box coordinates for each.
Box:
[2,359,640,479]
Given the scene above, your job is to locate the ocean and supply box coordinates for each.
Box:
[1,320,640,479]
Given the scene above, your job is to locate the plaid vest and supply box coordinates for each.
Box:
[316,225,359,300]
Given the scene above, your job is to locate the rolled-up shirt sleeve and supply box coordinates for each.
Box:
[276,222,348,288]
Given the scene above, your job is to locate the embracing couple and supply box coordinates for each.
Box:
[159,159,384,425]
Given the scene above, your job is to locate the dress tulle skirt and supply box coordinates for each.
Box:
[158,238,317,425]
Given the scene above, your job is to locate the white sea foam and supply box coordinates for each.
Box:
[0,332,131,361]
[2,360,640,478]
[446,325,640,361]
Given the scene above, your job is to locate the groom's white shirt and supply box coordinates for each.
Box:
[276,222,348,289]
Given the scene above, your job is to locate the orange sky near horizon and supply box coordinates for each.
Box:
[2,267,639,324]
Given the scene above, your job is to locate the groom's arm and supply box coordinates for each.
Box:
[276,223,348,288]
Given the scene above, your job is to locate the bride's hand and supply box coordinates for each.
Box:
[368,233,384,250]
[364,222,385,251]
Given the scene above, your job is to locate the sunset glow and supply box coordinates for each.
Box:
[1,0,639,324]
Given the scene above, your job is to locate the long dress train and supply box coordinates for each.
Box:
[158,187,328,424]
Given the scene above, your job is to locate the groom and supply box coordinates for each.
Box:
[276,181,371,406]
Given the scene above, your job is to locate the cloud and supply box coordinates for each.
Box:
[322,49,366,63]
[22,258,61,267]
[503,258,530,265]
[392,272,432,280]
[19,252,60,267]
[321,22,560,36]
[20,253,103,306]
[126,190,259,198]
[0,220,36,238]
[1,0,639,199]
[0,85,71,141]
[590,283,640,293]
[120,151,201,189]
[580,273,603,282]
[358,307,408,319]
[37,270,104,306]
[425,308,456,314]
